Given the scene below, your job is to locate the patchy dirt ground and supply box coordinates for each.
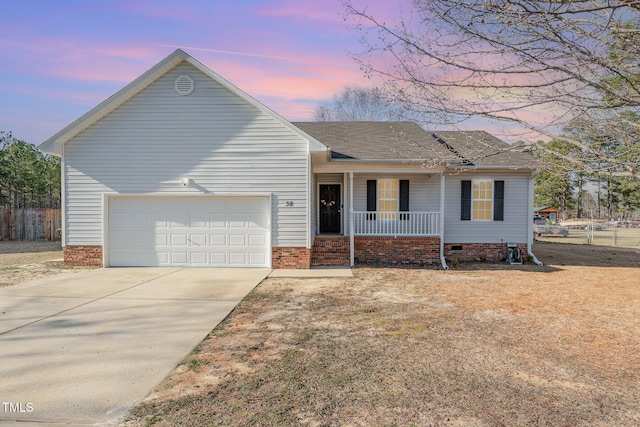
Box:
[0,240,86,287]
[1,241,638,425]
[117,241,640,427]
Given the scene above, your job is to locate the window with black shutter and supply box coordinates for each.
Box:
[461,179,503,221]
[366,179,410,220]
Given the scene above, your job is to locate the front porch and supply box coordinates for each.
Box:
[312,170,446,267]
[312,208,442,267]
[311,234,442,267]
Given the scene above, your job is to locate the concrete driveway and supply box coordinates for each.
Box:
[0,267,269,426]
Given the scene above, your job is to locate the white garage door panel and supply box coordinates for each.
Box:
[108,196,270,267]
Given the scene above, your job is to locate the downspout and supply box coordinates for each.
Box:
[349,171,354,267]
[527,172,543,265]
[439,172,449,270]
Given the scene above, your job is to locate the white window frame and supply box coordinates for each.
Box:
[377,178,399,220]
[472,179,493,221]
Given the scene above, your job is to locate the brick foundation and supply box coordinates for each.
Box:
[354,236,441,266]
[61,242,527,269]
[64,245,103,267]
[444,243,528,263]
[272,247,311,269]
[312,236,350,267]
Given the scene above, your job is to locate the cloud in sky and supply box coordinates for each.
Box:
[1,0,389,144]
[0,0,547,146]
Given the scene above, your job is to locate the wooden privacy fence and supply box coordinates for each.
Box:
[0,208,62,241]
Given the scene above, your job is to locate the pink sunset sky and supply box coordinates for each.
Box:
[1,0,548,147]
[0,0,416,145]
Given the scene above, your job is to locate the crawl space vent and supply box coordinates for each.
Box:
[174,75,194,96]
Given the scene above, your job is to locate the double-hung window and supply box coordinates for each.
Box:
[461,179,504,221]
[366,179,410,220]
[378,179,399,220]
[472,179,493,220]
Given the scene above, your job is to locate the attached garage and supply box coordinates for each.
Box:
[40,50,319,269]
[106,195,271,267]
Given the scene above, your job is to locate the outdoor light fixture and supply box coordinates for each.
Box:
[181,178,193,187]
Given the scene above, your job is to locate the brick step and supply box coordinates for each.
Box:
[311,260,350,267]
[311,237,350,267]
[312,254,350,261]
[311,256,350,265]
[312,243,350,248]
[312,247,350,253]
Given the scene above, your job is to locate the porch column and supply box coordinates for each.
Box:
[349,171,354,267]
[439,172,448,269]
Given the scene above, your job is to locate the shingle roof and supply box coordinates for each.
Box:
[432,130,534,167]
[292,122,534,168]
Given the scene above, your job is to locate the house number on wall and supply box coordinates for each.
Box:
[286,201,294,207]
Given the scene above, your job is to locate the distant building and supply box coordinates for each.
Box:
[534,206,560,224]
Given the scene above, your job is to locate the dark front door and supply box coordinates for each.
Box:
[319,184,341,234]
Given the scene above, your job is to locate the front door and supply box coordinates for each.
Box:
[319,184,341,234]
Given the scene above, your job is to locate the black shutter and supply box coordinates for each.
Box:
[399,180,410,220]
[399,180,409,211]
[461,180,471,221]
[367,180,377,220]
[494,180,504,221]
[367,180,377,211]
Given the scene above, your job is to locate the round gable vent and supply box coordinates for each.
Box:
[174,75,194,96]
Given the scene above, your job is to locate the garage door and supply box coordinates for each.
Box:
[107,196,270,267]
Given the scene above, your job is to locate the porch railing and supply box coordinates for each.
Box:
[352,211,440,236]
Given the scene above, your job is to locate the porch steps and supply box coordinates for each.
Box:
[311,236,350,267]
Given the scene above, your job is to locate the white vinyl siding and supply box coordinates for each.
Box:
[63,62,309,248]
[445,172,529,243]
[310,172,317,238]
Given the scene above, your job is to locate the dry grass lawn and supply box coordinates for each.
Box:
[0,240,77,287]
[118,241,640,427]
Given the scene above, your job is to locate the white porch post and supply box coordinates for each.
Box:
[349,171,354,267]
[439,172,448,269]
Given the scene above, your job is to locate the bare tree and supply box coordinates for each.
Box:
[344,0,640,177]
[314,86,401,121]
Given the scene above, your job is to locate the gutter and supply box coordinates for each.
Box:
[449,164,535,171]
[331,158,458,164]
[439,172,449,270]
[527,171,543,266]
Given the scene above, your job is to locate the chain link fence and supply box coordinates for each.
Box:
[535,222,640,248]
